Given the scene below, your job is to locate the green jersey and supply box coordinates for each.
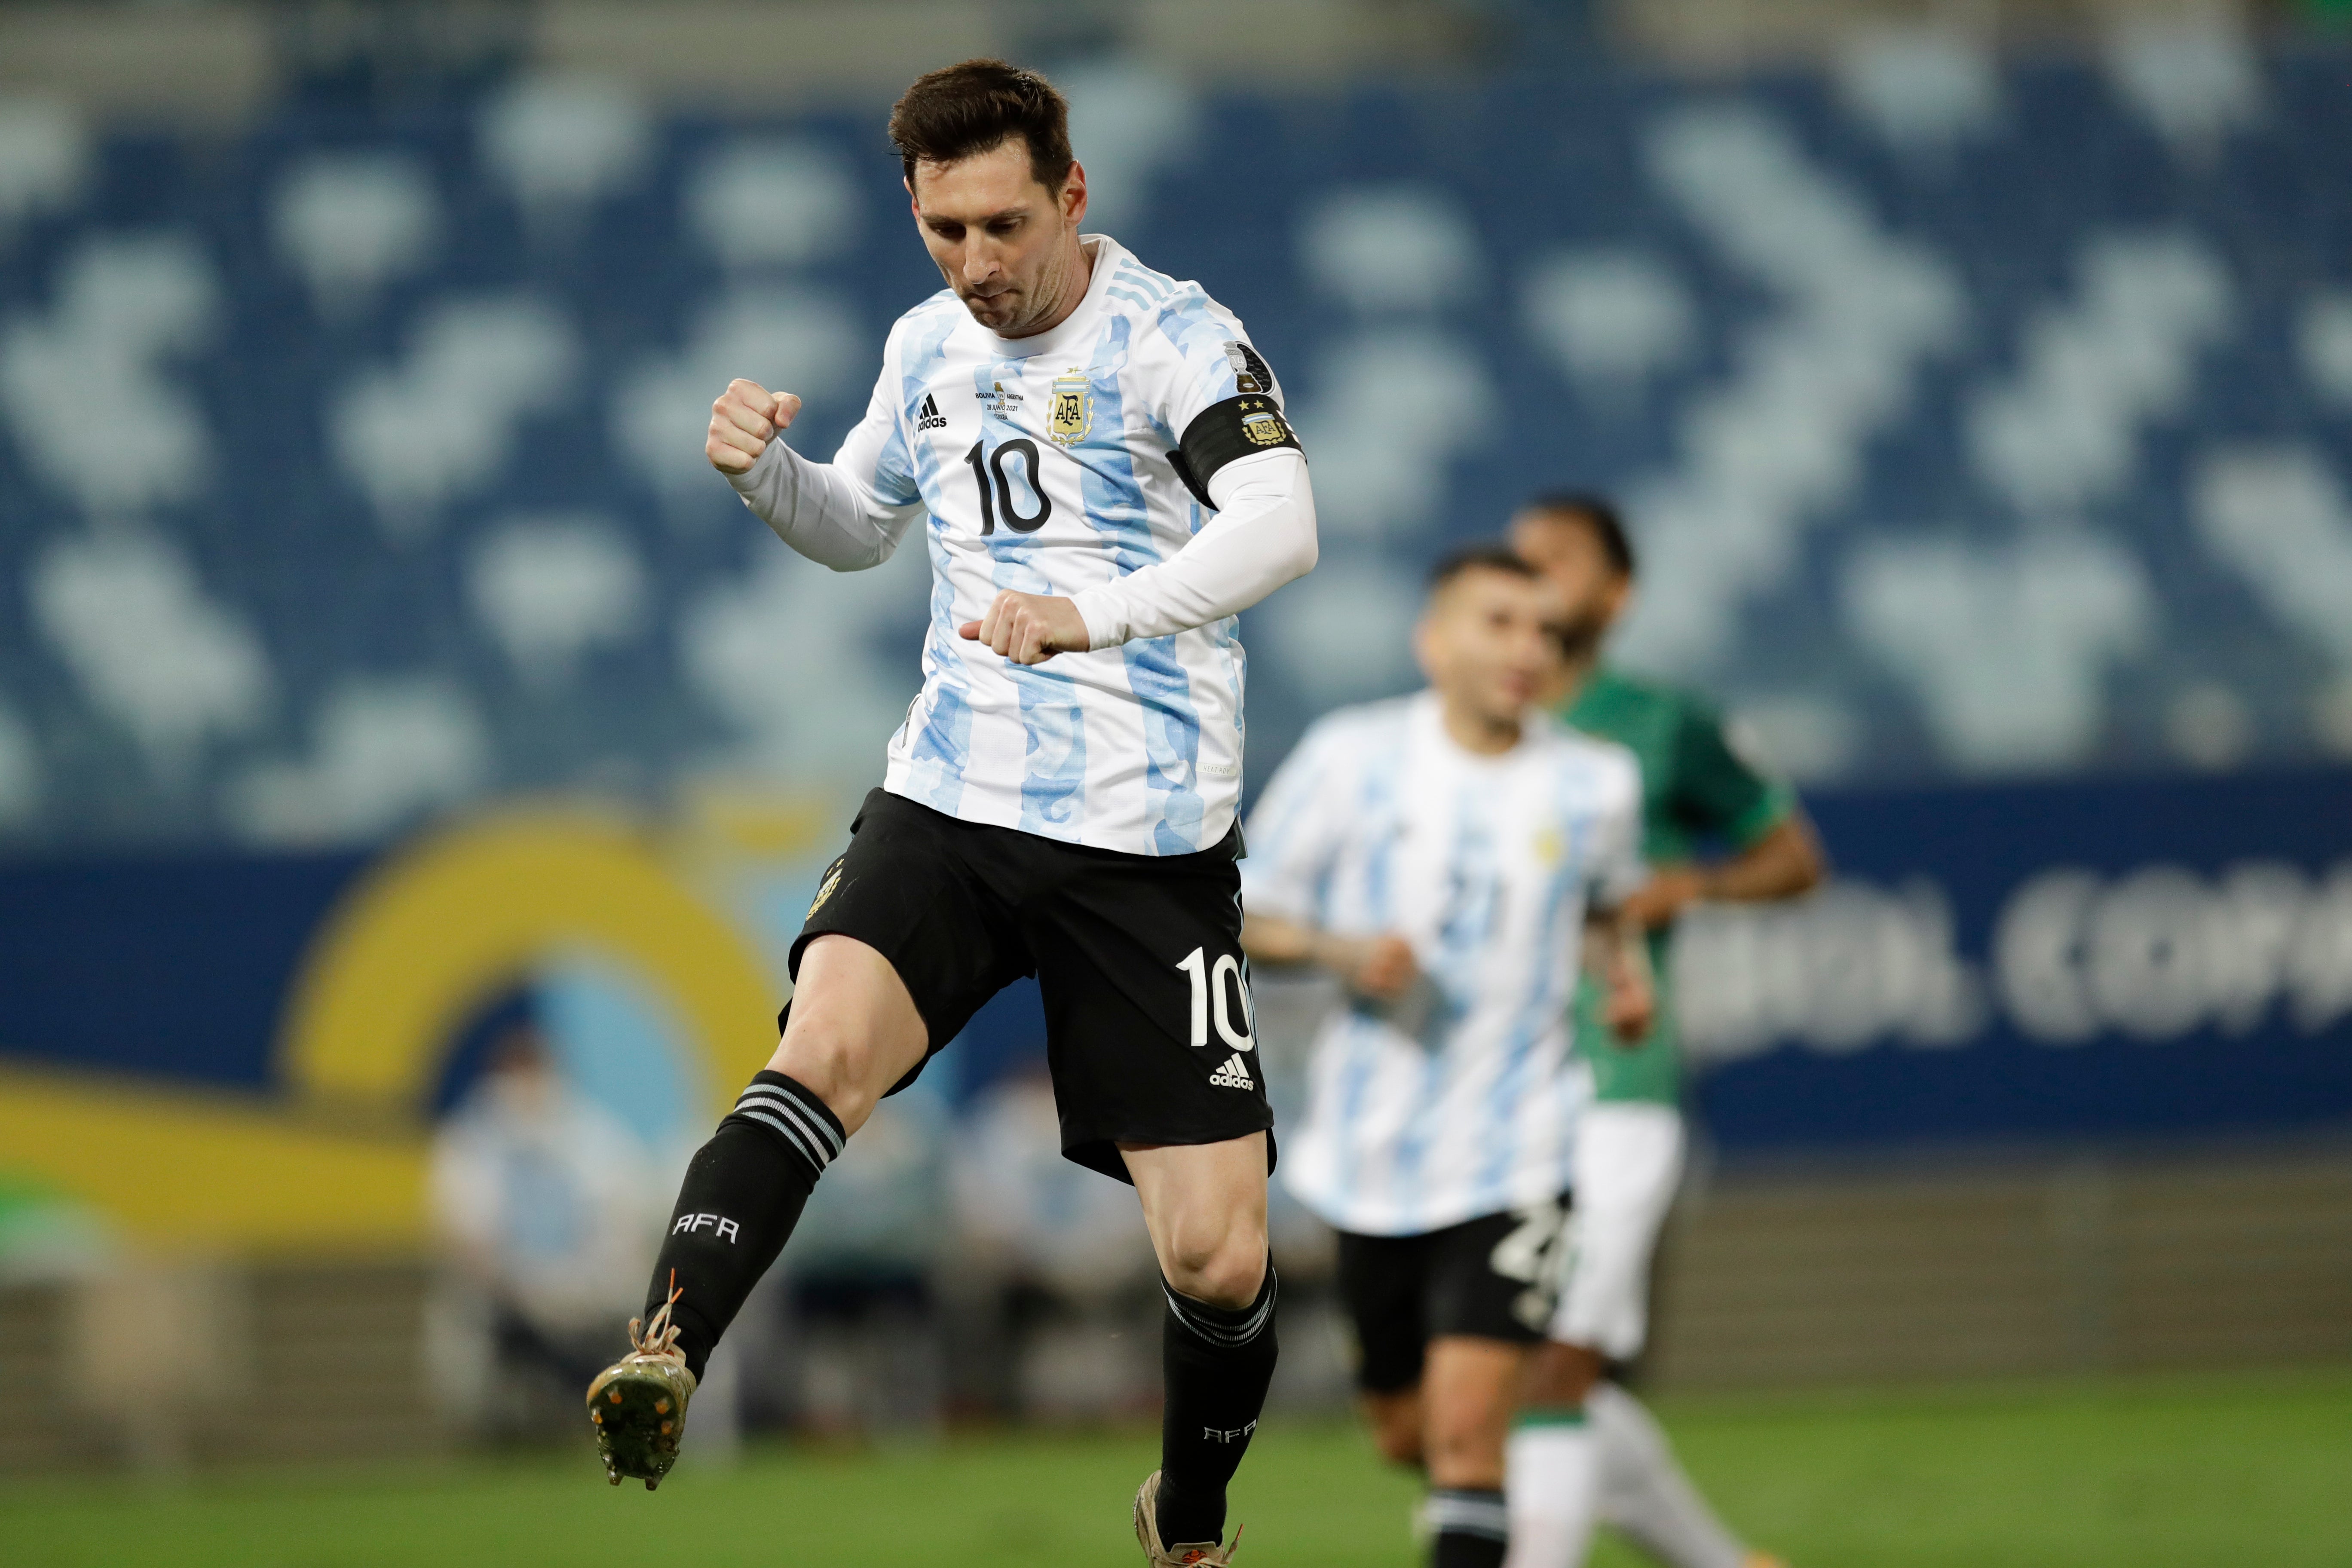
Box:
[1562,667,1793,1105]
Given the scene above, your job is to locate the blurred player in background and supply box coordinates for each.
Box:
[1241,547,1654,1568]
[581,59,1318,1567]
[1505,494,1825,1568]
[431,1023,664,1436]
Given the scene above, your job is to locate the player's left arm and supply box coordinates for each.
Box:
[1237,714,1415,1001]
[959,447,1317,665]
[1067,444,1317,647]
[1619,707,1827,929]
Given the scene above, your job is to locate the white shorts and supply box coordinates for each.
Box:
[1550,1102,1685,1360]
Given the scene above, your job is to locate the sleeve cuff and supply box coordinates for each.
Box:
[725,440,784,499]
[1071,584,1127,651]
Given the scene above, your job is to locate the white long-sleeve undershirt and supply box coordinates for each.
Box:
[1071,447,1317,649]
[726,439,923,572]
[727,441,1317,649]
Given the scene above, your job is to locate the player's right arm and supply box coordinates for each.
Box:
[1243,915,1419,1001]
[711,371,925,572]
[1237,714,1418,1001]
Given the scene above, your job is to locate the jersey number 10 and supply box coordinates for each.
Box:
[963,438,1054,535]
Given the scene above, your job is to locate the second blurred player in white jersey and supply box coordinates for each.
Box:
[1241,547,1653,1568]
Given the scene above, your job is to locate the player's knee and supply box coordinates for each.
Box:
[1161,1221,1268,1308]
[1424,1404,1507,1487]
[767,1013,879,1132]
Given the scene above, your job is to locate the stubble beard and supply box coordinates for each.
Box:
[961,230,1083,338]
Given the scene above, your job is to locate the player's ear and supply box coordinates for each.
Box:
[1601,576,1635,629]
[1411,613,1443,686]
[1060,161,1087,226]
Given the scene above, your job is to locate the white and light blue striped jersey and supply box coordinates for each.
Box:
[832,234,1282,856]
[1246,692,1648,1237]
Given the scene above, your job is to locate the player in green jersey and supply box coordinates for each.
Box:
[1500,493,1825,1568]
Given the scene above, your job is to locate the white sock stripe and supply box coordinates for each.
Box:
[734,1106,827,1173]
[761,1103,837,1167]
[735,1083,844,1155]
[743,1086,846,1147]
[1427,1493,1511,1540]
[1161,1272,1277,1347]
[735,1085,842,1160]
[1230,1288,1277,1341]
[738,1100,842,1170]
[1164,1290,1242,1344]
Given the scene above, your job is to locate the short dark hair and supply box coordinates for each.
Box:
[889,59,1073,195]
[1427,543,1543,596]
[1519,491,1635,579]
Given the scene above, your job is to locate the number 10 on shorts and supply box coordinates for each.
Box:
[1177,947,1255,1051]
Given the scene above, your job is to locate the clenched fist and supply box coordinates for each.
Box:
[959,589,1091,666]
[707,378,803,474]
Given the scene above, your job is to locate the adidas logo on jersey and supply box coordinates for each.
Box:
[916,392,947,431]
[1209,1053,1254,1090]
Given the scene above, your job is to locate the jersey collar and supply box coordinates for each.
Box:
[1415,688,1553,765]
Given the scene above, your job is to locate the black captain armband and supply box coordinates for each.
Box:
[1168,394,1302,509]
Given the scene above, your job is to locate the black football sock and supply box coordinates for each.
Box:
[1155,1263,1278,1547]
[643,1070,842,1381]
[1427,1488,1510,1568]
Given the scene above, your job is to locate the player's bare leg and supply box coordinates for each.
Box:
[1354,1337,1530,1567]
[1125,1133,1276,1565]
[1424,1337,1523,1485]
[1402,1337,1525,1568]
[586,935,926,1486]
[1359,1339,1530,1568]
[759,932,932,1134]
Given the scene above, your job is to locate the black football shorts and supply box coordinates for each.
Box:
[1335,1196,1574,1393]
[787,787,1274,1184]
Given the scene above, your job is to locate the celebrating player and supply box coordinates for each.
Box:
[583,61,1317,1568]
[1504,493,1824,1568]
[1240,547,1653,1568]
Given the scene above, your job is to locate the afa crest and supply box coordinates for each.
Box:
[1240,398,1290,447]
[807,858,845,919]
[1048,370,1092,446]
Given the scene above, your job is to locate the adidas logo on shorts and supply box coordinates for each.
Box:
[1209,1053,1254,1090]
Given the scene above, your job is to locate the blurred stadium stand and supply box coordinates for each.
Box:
[4,8,2352,842]
[2,0,2349,1469]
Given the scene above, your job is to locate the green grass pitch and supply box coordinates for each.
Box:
[4,1368,2346,1566]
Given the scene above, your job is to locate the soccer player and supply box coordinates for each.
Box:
[583,61,1317,1567]
[1240,547,1654,1568]
[1503,494,1825,1568]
